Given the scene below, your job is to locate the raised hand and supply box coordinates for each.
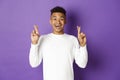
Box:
[31,25,40,44]
[77,26,87,47]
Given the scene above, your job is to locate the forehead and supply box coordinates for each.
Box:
[51,12,65,17]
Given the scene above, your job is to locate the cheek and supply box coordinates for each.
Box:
[61,21,65,25]
[51,21,55,25]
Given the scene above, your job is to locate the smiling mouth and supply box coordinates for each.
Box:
[55,25,61,28]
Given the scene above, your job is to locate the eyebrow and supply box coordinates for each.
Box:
[52,16,65,18]
[52,16,57,18]
[60,16,65,18]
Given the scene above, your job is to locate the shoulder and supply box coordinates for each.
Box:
[64,33,78,41]
[37,34,50,44]
[38,34,49,42]
[64,34,80,47]
[40,33,50,38]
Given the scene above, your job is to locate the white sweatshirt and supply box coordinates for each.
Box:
[29,33,88,80]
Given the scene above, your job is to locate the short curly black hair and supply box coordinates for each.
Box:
[50,6,66,16]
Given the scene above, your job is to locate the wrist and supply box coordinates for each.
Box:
[31,41,38,45]
[80,43,86,47]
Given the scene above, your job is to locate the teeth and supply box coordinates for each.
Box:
[55,26,61,29]
[56,26,60,27]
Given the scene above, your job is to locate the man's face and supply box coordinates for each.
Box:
[50,12,66,34]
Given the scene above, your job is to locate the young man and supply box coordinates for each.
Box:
[29,6,88,80]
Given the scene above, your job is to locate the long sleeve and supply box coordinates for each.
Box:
[29,36,43,68]
[74,38,88,68]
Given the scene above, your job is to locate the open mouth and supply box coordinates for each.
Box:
[55,25,61,29]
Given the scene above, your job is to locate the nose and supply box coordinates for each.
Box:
[56,19,60,24]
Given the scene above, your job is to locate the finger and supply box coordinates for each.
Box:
[82,33,86,37]
[83,33,86,37]
[81,32,85,36]
[81,33,86,37]
[81,32,84,35]
[31,30,35,36]
[77,26,81,34]
[31,31,34,37]
[34,25,39,34]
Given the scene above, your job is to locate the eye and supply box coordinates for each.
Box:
[60,16,65,21]
[53,18,56,20]
[52,17,57,20]
[60,18,64,21]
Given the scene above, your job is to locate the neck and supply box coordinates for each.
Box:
[53,31,64,35]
